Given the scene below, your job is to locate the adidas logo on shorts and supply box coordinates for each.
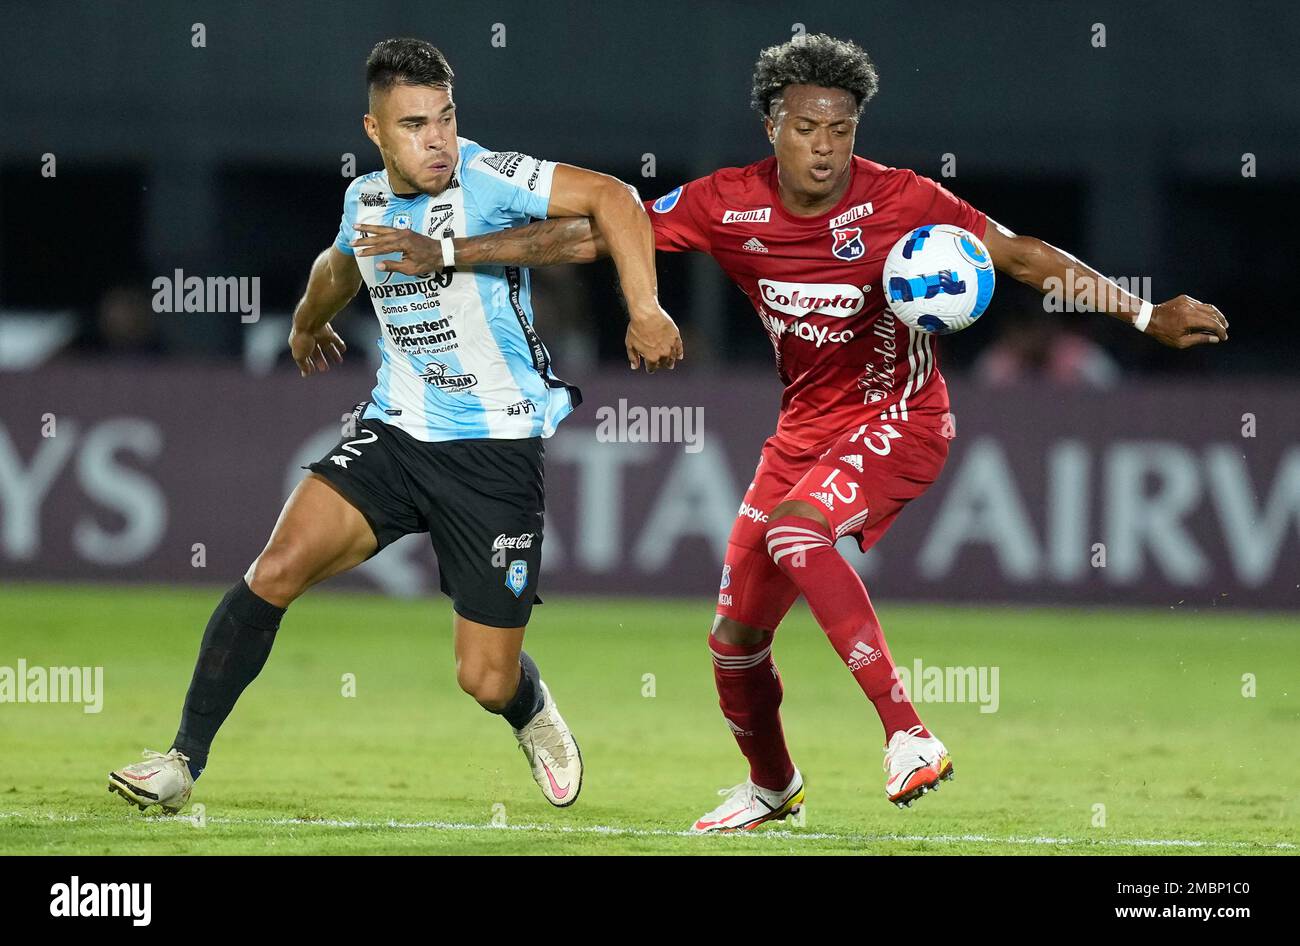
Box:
[809,490,836,510]
[839,454,864,472]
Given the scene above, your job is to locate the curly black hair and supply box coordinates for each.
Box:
[366,38,454,96]
[750,33,879,119]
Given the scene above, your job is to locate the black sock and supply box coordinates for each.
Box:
[171,580,285,780]
[499,650,545,730]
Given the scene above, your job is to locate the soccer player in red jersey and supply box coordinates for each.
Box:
[373,34,1228,830]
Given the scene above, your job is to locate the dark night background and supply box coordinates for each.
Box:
[1,0,1292,381]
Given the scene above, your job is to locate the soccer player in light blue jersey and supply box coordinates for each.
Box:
[108,38,683,815]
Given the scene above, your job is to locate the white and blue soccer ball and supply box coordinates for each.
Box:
[883,224,995,334]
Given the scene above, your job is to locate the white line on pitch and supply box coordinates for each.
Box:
[1,812,1294,850]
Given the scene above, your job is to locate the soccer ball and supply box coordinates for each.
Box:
[883,224,995,334]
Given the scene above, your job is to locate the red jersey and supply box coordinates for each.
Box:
[645,156,987,446]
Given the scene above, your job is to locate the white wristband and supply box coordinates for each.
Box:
[439,237,456,269]
[1133,299,1153,333]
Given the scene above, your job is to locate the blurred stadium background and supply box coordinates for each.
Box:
[0,1,1297,854]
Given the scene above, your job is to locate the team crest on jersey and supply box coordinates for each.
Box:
[394,213,412,230]
[831,226,866,261]
[505,559,529,597]
[652,186,683,213]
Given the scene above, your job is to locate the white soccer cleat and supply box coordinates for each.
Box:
[108,748,194,814]
[691,768,805,833]
[884,725,953,808]
[513,681,583,807]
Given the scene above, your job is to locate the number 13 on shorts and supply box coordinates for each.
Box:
[848,421,903,454]
[785,419,941,545]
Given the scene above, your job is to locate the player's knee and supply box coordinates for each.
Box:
[456,660,519,710]
[244,546,312,607]
[767,501,830,533]
[763,507,831,568]
[710,615,770,648]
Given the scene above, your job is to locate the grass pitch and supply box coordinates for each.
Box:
[0,584,1296,855]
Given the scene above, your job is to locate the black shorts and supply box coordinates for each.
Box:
[306,409,545,628]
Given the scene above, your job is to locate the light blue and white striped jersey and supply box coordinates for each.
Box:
[334,138,579,442]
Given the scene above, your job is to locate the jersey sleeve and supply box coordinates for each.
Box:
[333,177,363,256]
[906,172,987,239]
[642,176,715,253]
[463,148,557,226]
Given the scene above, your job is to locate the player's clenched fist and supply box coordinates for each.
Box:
[352,223,445,275]
[1148,295,1229,349]
[289,323,347,377]
[625,305,685,373]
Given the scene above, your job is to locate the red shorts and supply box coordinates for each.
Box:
[715,415,950,631]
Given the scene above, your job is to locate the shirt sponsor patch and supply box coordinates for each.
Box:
[758,279,866,317]
[419,361,477,391]
[479,151,528,177]
[722,207,771,224]
[426,204,454,235]
[828,201,874,229]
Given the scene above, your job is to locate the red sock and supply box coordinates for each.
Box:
[709,633,795,791]
[765,516,926,741]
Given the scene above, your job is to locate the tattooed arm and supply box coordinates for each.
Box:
[351,191,675,370]
[352,216,609,274]
[457,216,608,267]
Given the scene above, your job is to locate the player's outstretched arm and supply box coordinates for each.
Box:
[458,217,608,267]
[348,166,673,370]
[544,164,681,371]
[981,218,1228,349]
[289,245,360,377]
[355,217,607,273]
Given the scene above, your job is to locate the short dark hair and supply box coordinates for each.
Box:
[366,37,454,97]
[750,33,879,119]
